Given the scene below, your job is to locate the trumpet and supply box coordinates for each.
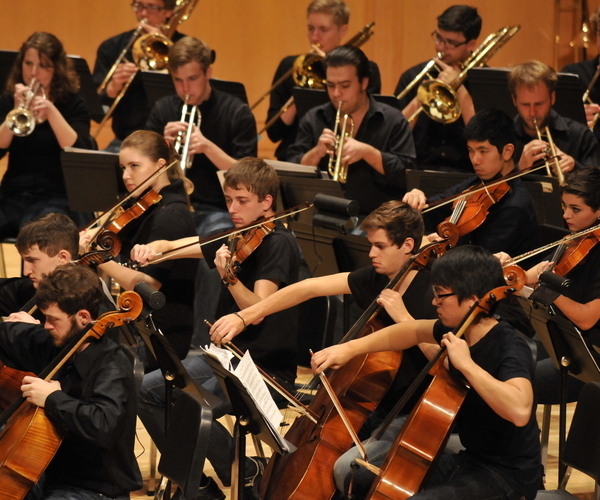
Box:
[328,101,355,183]
[582,65,600,130]
[6,78,46,137]
[174,95,201,171]
[532,117,565,185]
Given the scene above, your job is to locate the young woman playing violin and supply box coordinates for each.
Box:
[498,166,600,404]
[131,157,302,500]
[86,129,198,367]
[403,108,540,257]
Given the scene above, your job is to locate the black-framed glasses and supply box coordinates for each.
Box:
[131,2,165,13]
[431,31,468,49]
[432,289,456,301]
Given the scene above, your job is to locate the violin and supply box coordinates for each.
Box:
[259,223,460,500]
[445,180,510,237]
[222,220,276,285]
[552,226,600,276]
[0,292,142,500]
[366,265,526,500]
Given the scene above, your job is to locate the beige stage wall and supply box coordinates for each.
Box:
[1,0,598,156]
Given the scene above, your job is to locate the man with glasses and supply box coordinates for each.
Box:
[395,5,481,173]
[93,0,185,151]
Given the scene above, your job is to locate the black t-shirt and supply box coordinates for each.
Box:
[432,319,541,500]
[202,221,301,384]
[146,89,257,210]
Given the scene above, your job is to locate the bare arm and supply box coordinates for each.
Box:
[554,295,600,331]
[98,260,162,291]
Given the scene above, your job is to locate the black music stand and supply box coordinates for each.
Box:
[202,352,291,500]
[61,148,122,212]
[265,159,320,178]
[516,295,600,482]
[469,67,587,125]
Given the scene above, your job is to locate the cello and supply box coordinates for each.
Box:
[364,265,526,500]
[259,223,459,500]
[0,292,142,500]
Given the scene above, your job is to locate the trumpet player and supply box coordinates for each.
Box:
[265,0,381,161]
[509,61,600,174]
[562,5,600,142]
[288,46,415,216]
[395,5,481,173]
[146,37,257,235]
[0,32,93,237]
[92,0,184,152]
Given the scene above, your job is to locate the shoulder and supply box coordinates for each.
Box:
[401,61,430,80]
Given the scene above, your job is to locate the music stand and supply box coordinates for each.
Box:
[61,148,122,212]
[516,295,600,482]
[202,352,291,500]
[265,159,320,178]
[469,67,587,125]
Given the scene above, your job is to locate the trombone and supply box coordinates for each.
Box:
[328,101,355,183]
[6,78,46,137]
[532,117,565,185]
[395,52,444,102]
[404,25,520,124]
[174,95,201,172]
[257,22,375,134]
[582,65,600,130]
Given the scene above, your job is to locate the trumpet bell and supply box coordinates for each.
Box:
[6,109,36,137]
[132,33,172,71]
[292,53,326,89]
[417,80,461,124]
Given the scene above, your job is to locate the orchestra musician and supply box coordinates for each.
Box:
[84,130,198,369]
[0,32,94,237]
[146,36,257,235]
[395,5,481,173]
[561,6,600,142]
[509,60,600,174]
[311,245,542,500]
[131,158,301,500]
[403,108,541,257]
[92,0,185,152]
[0,264,142,500]
[265,0,381,161]
[287,45,416,216]
[497,167,600,405]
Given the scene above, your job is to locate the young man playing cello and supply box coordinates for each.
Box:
[311,245,542,500]
[0,264,142,500]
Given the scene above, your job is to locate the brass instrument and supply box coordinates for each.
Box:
[328,101,355,183]
[258,22,375,134]
[407,25,520,123]
[94,0,199,139]
[174,94,201,171]
[582,64,600,130]
[532,117,565,185]
[6,78,46,137]
[395,52,444,102]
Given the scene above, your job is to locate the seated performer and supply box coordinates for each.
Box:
[287,45,415,216]
[92,0,185,151]
[311,245,542,500]
[403,108,540,257]
[146,36,257,235]
[265,0,381,161]
[497,166,600,404]
[395,5,481,173]
[0,264,142,500]
[0,32,93,236]
[561,6,600,143]
[509,60,600,173]
[132,158,301,500]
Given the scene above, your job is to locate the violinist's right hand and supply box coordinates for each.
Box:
[106,62,138,98]
[402,188,427,211]
[494,252,512,266]
[130,243,160,266]
[210,313,246,344]
[310,343,354,374]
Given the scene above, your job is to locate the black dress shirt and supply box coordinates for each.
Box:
[288,95,416,215]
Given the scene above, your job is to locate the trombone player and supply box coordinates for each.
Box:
[92,0,186,152]
[509,60,600,175]
[288,46,415,217]
[395,5,481,173]
[265,0,381,161]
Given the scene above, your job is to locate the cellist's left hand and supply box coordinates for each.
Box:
[21,376,61,408]
[441,332,474,373]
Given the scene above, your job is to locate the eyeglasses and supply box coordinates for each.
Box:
[432,289,456,301]
[131,2,165,13]
[431,31,468,49]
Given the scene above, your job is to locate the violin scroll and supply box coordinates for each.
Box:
[76,230,122,268]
